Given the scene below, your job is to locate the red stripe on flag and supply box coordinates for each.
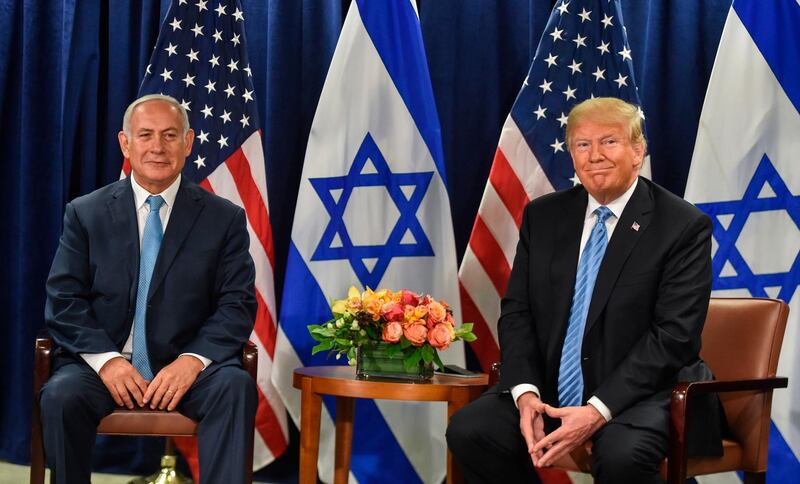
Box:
[488,148,529,227]
[173,437,200,483]
[469,216,511,296]
[255,386,288,457]
[253,290,277,358]
[459,283,499,372]
[225,149,275,265]
[198,178,214,193]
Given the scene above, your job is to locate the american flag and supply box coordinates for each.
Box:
[122,0,288,475]
[458,1,645,479]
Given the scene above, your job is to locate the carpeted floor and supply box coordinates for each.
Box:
[0,460,138,483]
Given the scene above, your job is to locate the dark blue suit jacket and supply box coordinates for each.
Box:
[45,177,257,373]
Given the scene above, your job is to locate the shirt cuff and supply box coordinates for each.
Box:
[179,353,212,370]
[80,352,124,374]
[588,396,613,421]
[510,384,540,408]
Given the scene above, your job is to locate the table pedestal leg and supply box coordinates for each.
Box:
[299,377,323,484]
[334,396,355,484]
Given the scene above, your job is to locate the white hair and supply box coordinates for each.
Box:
[122,94,190,137]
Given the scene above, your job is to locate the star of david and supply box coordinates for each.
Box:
[309,133,434,289]
[695,155,800,302]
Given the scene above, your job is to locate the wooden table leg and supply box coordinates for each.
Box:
[299,376,323,484]
[446,388,472,484]
[334,396,355,484]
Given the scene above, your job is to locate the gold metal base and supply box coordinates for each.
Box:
[128,453,193,484]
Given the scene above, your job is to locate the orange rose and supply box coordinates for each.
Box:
[428,301,446,322]
[381,302,404,322]
[428,322,455,350]
[382,321,403,343]
[403,322,428,346]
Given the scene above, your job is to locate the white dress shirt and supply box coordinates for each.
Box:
[511,178,640,421]
[80,174,212,374]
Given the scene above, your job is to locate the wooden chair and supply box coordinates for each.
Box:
[489,297,789,483]
[30,332,258,484]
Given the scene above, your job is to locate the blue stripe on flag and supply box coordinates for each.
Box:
[767,421,800,481]
[734,0,800,113]
[281,243,423,483]
[354,0,449,187]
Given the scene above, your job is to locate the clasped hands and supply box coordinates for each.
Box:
[97,355,204,411]
[518,392,606,468]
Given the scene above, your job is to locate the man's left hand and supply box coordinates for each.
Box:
[532,404,606,467]
[143,355,204,411]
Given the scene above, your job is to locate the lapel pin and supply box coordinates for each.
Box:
[631,221,640,232]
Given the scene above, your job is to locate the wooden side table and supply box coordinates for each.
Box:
[292,366,488,484]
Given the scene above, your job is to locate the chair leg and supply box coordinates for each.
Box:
[30,396,46,484]
[743,472,766,484]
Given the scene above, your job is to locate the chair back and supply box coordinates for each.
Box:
[699,297,789,470]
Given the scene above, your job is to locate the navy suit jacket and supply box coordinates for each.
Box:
[498,177,722,456]
[45,177,257,374]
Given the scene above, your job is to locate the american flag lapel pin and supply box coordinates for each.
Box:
[632,221,640,232]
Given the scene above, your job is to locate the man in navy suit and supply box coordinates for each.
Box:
[447,97,723,483]
[41,94,257,484]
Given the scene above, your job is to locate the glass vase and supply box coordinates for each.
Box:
[356,342,434,382]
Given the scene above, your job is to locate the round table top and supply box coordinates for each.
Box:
[293,365,488,402]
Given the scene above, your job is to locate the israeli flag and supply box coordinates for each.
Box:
[685,0,800,481]
[271,1,463,482]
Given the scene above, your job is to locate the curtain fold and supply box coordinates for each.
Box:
[0,0,730,476]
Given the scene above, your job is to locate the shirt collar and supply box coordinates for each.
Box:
[130,174,181,211]
[586,177,639,221]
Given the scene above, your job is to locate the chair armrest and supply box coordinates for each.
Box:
[33,330,53,396]
[242,340,258,382]
[667,376,788,484]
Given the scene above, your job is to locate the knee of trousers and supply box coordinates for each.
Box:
[40,375,104,422]
[446,401,494,460]
[207,367,258,409]
[592,431,664,482]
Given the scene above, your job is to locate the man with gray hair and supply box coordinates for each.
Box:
[41,94,258,483]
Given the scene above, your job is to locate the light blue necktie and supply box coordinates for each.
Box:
[558,206,613,407]
[131,195,165,380]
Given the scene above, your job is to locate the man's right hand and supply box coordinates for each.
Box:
[98,357,149,409]
[517,392,547,466]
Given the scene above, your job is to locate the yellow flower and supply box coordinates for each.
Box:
[331,299,348,315]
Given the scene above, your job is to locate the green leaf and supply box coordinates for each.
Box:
[403,348,422,371]
[311,340,334,355]
[421,345,434,364]
[432,351,445,371]
[400,337,412,349]
[460,332,477,342]
[458,323,474,333]
[334,338,353,347]
[385,343,402,357]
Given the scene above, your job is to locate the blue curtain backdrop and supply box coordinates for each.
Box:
[0,0,730,477]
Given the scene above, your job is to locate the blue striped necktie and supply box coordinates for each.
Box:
[558,206,613,407]
[131,195,165,380]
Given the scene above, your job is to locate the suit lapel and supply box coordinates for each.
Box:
[584,178,653,335]
[108,179,139,308]
[547,188,587,362]
[148,179,204,300]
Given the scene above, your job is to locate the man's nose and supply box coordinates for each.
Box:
[149,137,166,152]
[589,142,603,161]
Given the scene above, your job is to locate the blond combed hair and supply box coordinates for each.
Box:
[566,97,646,153]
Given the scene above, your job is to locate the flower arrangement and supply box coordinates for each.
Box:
[307,286,476,372]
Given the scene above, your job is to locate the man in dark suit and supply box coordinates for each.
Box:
[447,97,722,483]
[41,94,257,484]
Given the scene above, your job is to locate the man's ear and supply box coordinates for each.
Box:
[118,131,130,158]
[632,141,645,169]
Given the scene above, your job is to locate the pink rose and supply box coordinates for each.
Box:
[382,321,403,343]
[381,302,405,322]
[403,322,428,347]
[428,322,455,350]
[399,290,420,307]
